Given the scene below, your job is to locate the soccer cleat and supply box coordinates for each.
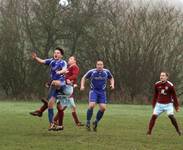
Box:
[48,123,56,131]
[146,131,151,136]
[177,131,182,136]
[86,123,91,131]
[92,121,97,132]
[76,122,84,127]
[29,111,42,117]
[54,125,64,131]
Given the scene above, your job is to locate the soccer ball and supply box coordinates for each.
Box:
[59,0,69,7]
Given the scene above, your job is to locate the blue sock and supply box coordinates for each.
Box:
[95,110,104,123]
[48,108,54,123]
[86,108,93,124]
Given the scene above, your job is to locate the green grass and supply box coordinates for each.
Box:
[0,101,182,150]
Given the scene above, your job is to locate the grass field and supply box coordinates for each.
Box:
[0,101,183,150]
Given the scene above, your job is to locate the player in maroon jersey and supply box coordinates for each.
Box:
[147,72,181,135]
[30,56,83,127]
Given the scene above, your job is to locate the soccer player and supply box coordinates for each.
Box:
[147,71,181,136]
[80,60,114,131]
[32,47,67,130]
[30,56,83,128]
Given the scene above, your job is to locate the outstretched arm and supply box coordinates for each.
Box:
[32,52,45,64]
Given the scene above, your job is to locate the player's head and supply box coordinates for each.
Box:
[96,60,104,71]
[160,71,169,82]
[54,47,64,60]
[68,56,76,65]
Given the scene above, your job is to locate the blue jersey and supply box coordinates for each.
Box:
[45,58,67,81]
[84,68,113,91]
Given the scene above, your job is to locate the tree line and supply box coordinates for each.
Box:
[0,0,182,103]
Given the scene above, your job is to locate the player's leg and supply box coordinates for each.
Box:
[147,103,162,135]
[69,97,84,126]
[55,102,64,131]
[86,90,97,130]
[92,91,106,131]
[47,84,58,130]
[29,98,48,117]
[166,103,181,135]
[53,102,67,125]
[168,115,181,135]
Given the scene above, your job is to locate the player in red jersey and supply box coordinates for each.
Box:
[147,72,181,135]
[30,56,83,127]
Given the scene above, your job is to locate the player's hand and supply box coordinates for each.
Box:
[66,79,72,85]
[32,52,37,59]
[80,86,85,91]
[73,84,78,88]
[56,70,62,75]
[175,106,180,112]
[110,84,114,90]
[65,69,69,74]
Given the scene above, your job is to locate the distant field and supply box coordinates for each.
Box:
[0,101,182,150]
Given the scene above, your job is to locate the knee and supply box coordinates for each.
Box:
[72,107,76,112]
[57,104,62,111]
[88,103,95,109]
[100,107,106,112]
[48,100,54,108]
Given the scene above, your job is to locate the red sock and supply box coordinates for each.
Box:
[148,115,157,134]
[72,112,80,124]
[58,110,64,126]
[38,103,48,113]
[54,112,59,123]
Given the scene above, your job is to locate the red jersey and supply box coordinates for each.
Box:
[152,81,179,108]
[66,64,79,85]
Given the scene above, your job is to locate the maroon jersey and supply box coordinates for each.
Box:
[152,81,179,108]
[66,64,79,85]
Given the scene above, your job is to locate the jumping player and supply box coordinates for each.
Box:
[30,56,83,128]
[32,47,67,130]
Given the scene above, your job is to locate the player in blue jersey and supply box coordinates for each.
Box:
[80,60,114,131]
[32,47,67,130]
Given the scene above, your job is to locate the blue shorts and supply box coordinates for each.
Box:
[89,90,106,104]
[153,103,174,116]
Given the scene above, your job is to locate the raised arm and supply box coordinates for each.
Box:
[32,52,45,64]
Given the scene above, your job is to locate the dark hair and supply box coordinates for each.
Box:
[96,60,103,63]
[161,71,169,77]
[55,47,64,55]
[70,55,76,61]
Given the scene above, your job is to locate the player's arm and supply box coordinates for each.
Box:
[56,68,67,75]
[152,85,158,108]
[171,86,179,112]
[80,76,86,91]
[56,61,67,75]
[109,77,114,90]
[32,52,46,64]
[106,69,114,90]
[80,70,92,91]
